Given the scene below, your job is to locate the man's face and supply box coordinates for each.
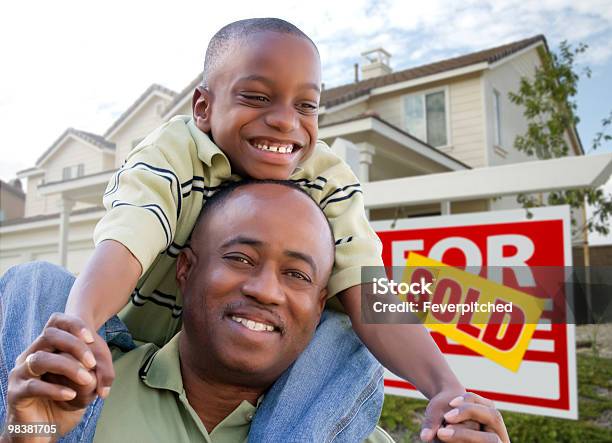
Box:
[178,184,334,387]
[193,32,321,180]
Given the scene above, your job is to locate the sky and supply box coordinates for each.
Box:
[1,0,611,238]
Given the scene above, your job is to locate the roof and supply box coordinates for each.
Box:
[163,75,201,117]
[320,113,471,170]
[0,180,25,199]
[103,83,177,138]
[35,128,116,166]
[321,35,546,108]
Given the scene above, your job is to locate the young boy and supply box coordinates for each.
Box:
[66,18,464,441]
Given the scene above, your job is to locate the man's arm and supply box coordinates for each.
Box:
[339,284,465,442]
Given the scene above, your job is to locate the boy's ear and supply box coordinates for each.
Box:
[192,86,212,133]
[176,247,198,294]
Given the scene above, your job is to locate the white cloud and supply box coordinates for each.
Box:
[0,0,611,181]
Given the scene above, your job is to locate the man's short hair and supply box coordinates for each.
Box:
[191,179,334,251]
[202,18,318,87]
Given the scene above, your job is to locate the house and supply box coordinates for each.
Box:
[0,34,585,274]
[0,179,25,221]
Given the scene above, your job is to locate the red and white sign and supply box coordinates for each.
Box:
[372,206,577,419]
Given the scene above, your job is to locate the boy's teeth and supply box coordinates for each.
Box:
[254,142,294,154]
[231,315,275,332]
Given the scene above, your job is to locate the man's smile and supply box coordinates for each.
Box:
[230,316,276,332]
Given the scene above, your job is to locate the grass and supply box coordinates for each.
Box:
[378,354,612,442]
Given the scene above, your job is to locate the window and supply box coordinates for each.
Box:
[61,164,85,180]
[404,90,448,147]
[493,89,502,146]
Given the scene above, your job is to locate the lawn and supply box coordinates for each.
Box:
[378,352,612,442]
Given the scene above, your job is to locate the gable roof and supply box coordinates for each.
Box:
[321,35,546,108]
[163,75,201,118]
[36,128,116,166]
[103,83,177,138]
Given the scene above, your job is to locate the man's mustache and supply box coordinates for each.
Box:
[222,300,286,334]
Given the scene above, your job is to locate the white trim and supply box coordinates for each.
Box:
[16,168,44,179]
[362,152,612,210]
[401,85,452,149]
[163,93,192,121]
[371,62,488,97]
[487,41,545,71]
[105,90,175,140]
[370,117,463,170]
[480,75,490,166]
[320,94,369,115]
[37,170,114,196]
[0,209,104,234]
[37,133,109,168]
[319,116,467,171]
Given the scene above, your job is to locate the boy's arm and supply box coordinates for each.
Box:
[64,240,141,331]
[338,284,465,441]
[62,240,141,397]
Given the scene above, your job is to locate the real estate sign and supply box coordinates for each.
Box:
[372,206,578,419]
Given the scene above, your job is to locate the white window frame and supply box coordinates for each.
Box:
[403,86,451,149]
[61,164,85,181]
[493,88,502,147]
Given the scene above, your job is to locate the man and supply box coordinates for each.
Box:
[1,181,510,442]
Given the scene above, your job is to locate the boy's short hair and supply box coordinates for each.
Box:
[202,18,318,87]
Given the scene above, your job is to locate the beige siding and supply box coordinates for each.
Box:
[320,101,368,126]
[365,74,486,168]
[369,94,402,128]
[448,76,485,167]
[110,94,172,167]
[42,137,104,183]
[24,175,46,217]
[482,47,570,168]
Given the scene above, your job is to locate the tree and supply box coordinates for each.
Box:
[508,41,612,236]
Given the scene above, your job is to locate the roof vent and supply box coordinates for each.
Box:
[360,48,392,80]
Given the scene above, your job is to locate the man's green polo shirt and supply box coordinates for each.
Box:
[93,333,394,443]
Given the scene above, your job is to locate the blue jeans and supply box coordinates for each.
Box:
[0,262,384,442]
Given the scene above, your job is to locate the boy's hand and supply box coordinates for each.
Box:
[437,392,510,443]
[420,387,466,442]
[80,322,115,399]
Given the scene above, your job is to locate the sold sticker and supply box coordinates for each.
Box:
[402,252,546,372]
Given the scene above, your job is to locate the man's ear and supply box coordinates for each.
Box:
[192,86,212,133]
[317,288,328,314]
[176,247,198,294]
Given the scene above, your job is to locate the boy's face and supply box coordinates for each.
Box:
[193,32,321,179]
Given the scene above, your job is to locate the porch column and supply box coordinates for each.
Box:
[440,200,451,215]
[58,198,74,267]
[356,142,376,183]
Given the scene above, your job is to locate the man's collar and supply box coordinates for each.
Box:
[140,332,184,393]
[140,332,264,438]
[139,331,264,405]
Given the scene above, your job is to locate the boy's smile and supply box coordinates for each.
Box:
[193,31,321,180]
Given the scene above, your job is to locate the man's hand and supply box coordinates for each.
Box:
[420,387,466,442]
[3,314,100,441]
[436,392,510,443]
